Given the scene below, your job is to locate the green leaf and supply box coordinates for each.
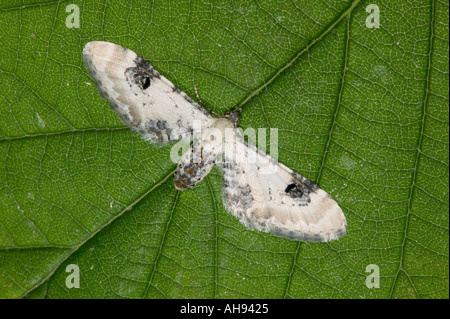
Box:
[0,0,448,299]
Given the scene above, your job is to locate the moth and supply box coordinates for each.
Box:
[83,41,346,242]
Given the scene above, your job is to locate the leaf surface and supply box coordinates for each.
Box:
[0,0,448,298]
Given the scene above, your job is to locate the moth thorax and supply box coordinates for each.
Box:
[211,118,234,132]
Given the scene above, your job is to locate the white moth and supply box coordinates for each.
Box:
[83,41,346,242]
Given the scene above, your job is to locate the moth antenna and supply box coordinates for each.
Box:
[194,85,220,117]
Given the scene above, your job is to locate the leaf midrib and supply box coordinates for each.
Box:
[20,169,176,298]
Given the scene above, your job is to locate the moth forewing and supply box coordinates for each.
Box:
[83,41,215,145]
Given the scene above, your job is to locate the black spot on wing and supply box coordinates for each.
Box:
[125,67,152,90]
[285,183,304,198]
[142,76,151,89]
[124,55,161,91]
[284,173,319,204]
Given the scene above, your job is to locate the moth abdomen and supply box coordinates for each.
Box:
[174,158,215,190]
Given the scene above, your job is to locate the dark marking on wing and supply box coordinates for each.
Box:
[124,56,162,91]
[125,67,152,90]
[142,76,151,89]
[156,120,167,129]
[185,96,193,104]
[284,173,319,205]
[134,56,161,79]
[285,183,304,198]
[172,86,181,93]
[291,172,319,192]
